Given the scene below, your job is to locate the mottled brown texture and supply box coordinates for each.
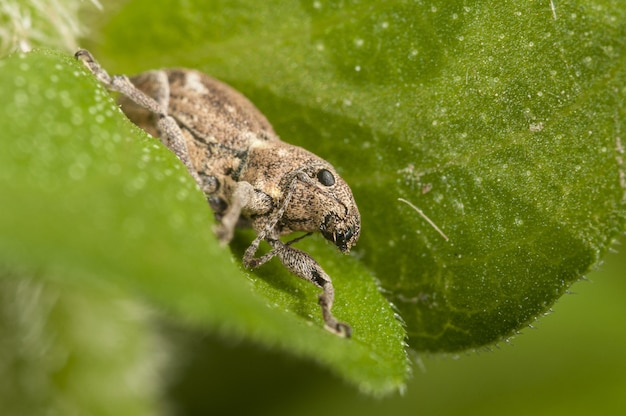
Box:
[75,49,360,337]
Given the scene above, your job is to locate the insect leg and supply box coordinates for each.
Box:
[74,49,202,186]
[214,181,257,244]
[243,171,307,265]
[268,239,351,337]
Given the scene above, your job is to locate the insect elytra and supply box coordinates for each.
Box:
[75,50,361,337]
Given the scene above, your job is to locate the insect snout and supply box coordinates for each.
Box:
[320,213,360,253]
[335,227,355,252]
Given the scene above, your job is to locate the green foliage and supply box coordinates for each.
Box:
[0,49,407,399]
[0,275,164,415]
[97,0,626,350]
[1,0,625,409]
[0,0,102,56]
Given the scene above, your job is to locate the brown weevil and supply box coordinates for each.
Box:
[75,50,360,337]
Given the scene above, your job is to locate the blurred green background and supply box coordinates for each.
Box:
[165,234,626,415]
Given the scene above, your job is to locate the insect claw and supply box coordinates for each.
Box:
[324,322,352,338]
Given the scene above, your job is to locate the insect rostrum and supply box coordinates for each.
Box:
[75,49,361,337]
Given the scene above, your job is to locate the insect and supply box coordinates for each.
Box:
[75,50,360,337]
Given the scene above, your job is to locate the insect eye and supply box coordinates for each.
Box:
[316,169,335,186]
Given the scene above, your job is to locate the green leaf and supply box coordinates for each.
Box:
[0,50,408,396]
[96,0,626,351]
[0,273,164,415]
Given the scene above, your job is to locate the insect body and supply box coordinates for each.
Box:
[75,50,360,337]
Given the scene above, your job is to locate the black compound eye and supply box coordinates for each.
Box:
[316,169,335,186]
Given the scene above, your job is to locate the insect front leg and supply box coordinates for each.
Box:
[239,172,351,337]
[74,49,202,187]
[242,170,307,266]
[268,239,351,338]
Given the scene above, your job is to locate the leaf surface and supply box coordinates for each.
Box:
[97,0,626,351]
[0,50,408,395]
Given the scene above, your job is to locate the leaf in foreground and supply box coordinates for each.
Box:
[0,50,408,396]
